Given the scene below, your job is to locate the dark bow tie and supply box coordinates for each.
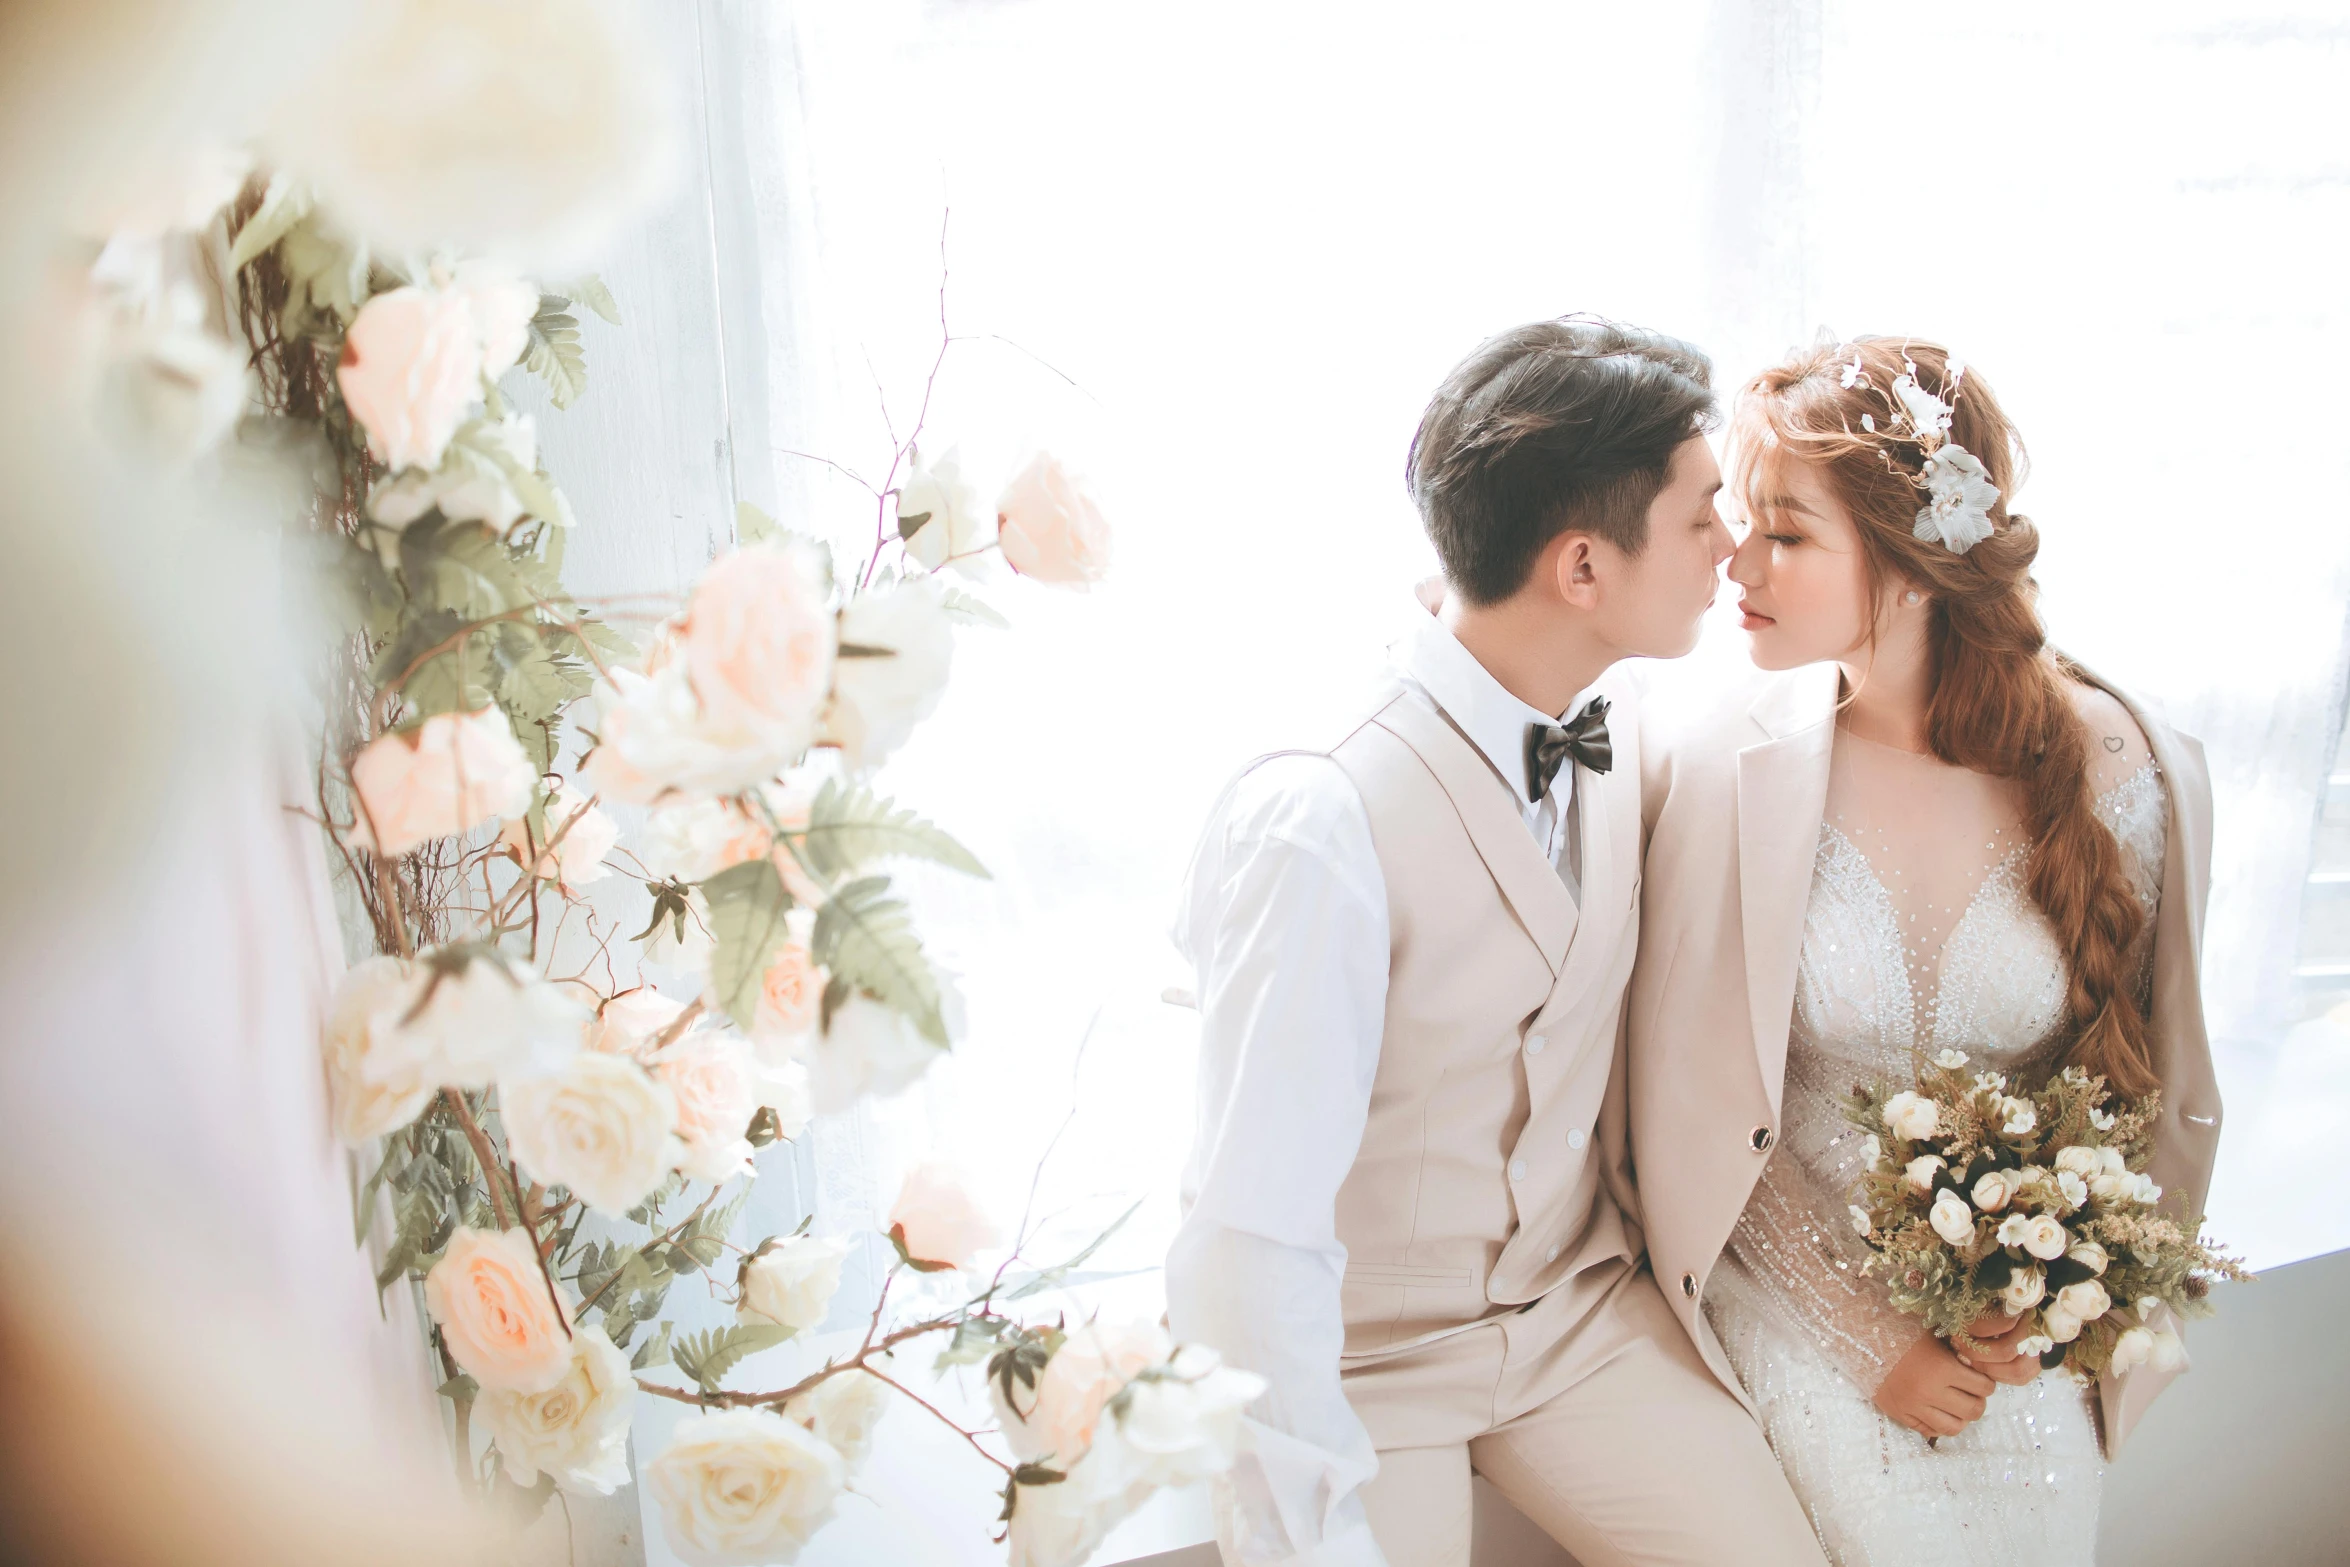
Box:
[1523,698,1612,802]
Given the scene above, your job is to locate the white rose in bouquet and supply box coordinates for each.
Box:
[758,1058,814,1144]
[738,1235,852,1335]
[1902,1155,1945,1194]
[371,954,584,1091]
[1972,1168,2022,1213]
[424,1226,571,1393]
[1006,1440,1145,1567]
[995,1320,1170,1466]
[686,541,837,756]
[1881,1091,1940,1142]
[1113,1343,1266,1489]
[795,991,947,1113]
[2065,1242,2109,1277]
[2042,1305,2083,1344]
[1929,1189,1975,1247]
[887,1160,1002,1271]
[2053,1280,2110,1324]
[2019,1214,2070,1261]
[477,1328,635,1494]
[996,452,1112,588]
[350,707,536,857]
[500,780,618,887]
[322,955,433,1145]
[784,1371,892,1473]
[2148,1327,2187,1373]
[898,447,994,572]
[647,1408,844,1567]
[1999,1265,2046,1314]
[824,576,956,771]
[502,1049,681,1218]
[2108,1325,2155,1374]
[2053,1145,2101,1179]
[651,1030,763,1183]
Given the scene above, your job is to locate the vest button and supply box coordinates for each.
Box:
[1508,1158,1529,1182]
[1681,1271,1698,1299]
[1526,1033,1547,1056]
[1751,1125,1776,1152]
[1566,1128,1587,1151]
[1547,1244,1562,1262]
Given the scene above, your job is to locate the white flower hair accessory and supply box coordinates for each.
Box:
[1843,351,2002,554]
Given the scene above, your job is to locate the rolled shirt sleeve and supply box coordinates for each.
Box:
[1165,753,1391,1567]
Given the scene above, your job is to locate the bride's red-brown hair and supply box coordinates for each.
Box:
[1733,337,2157,1097]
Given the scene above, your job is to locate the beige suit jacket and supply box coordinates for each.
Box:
[1624,660,2220,1456]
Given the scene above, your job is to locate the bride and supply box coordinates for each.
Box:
[1626,338,2223,1563]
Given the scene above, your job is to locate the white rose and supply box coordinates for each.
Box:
[2108,1326,2155,1375]
[1903,1155,1946,1193]
[2066,1242,2109,1277]
[1974,1168,2021,1212]
[784,1371,892,1473]
[1881,1091,1941,1142]
[477,1329,635,1494]
[268,0,676,272]
[822,576,956,772]
[996,1320,1172,1467]
[2000,1097,2038,1136]
[2055,1170,2090,1211]
[2042,1305,2083,1344]
[650,1031,762,1183]
[2054,1280,2111,1323]
[1113,1342,1267,1489]
[887,1160,1003,1271]
[2098,1147,2130,1177]
[646,1408,844,1567]
[1933,1048,1970,1070]
[590,986,688,1058]
[2053,1146,2102,1179]
[350,707,537,857]
[2000,1266,2046,1314]
[322,955,434,1145]
[2088,1168,2127,1203]
[739,1235,852,1335]
[1929,1189,1975,1247]
[2148,1328,2188,1373]
[898,446,995,572]
[756,1057,814,1144]
[2020,1214,2070,1261]
[501,1050,681,1218]
[585,660,798,804]
[371,954,585,1091]
[1848,1204,1873,1238]
[641,796,774,884]
[996,451,1112,588]
[369,412,543,533]
[500,780,618,887]
[795,992,947,1114]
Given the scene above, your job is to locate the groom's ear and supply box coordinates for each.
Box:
[1549,533,1602,610]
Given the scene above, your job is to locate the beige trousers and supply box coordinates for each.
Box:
[1343,1262,1825,1567]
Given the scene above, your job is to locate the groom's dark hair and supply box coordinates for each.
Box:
[1406,315,1716,605]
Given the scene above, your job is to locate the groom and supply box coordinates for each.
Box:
[1165,318,1824,1567]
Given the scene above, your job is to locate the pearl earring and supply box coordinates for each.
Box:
[1903,590,1922,605]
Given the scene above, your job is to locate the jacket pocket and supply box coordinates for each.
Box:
[1343,1262,1474,1289]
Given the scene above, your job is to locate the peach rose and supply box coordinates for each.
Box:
[321,955,432,1146]
[996,452,1111,588]
[995,1319,1169,1468]
[590,985,688,1058]
[685,540,836,753]
[350,707,536,857]
[338,284,482,471]
[886,1160,1001,1271]
[651,1031,762,1183]
[424,1226,571,1393]
[500,779,618,886]
[754,928,823,1047]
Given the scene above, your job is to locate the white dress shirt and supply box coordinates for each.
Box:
[1165,615,1599,1567]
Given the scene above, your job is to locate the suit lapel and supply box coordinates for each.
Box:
[1377,692,1577,977]
[1550,675,1637,1005]
[1736,665,1840,1117]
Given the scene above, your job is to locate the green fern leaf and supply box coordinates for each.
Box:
[799,778,988,880]
[523,296,588,409]
[705,859,795,1029]
[812,874,947,1043]
[671,1324,794,1394]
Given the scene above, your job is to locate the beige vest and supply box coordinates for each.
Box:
[1324,674,1644,1359]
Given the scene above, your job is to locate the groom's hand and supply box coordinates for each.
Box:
[1956,1309,2046,1387]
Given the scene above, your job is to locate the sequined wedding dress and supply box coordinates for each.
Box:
[1704,726,2166,1567]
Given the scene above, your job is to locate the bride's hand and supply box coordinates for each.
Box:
[1872,1334,1995,1438]
[1954,1309,2047,1387]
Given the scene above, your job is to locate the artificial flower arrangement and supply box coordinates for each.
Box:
[1845,1053,2249,1380]
[67,7,1248,1554]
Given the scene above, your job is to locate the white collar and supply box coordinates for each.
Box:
[1392,614,1600,805]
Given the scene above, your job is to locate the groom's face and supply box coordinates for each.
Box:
[1578,436,1732,660]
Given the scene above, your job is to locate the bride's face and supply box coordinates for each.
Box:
[1726,455,1881,670]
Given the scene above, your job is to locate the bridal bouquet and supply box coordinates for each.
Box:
[1844,1055,2249,1378]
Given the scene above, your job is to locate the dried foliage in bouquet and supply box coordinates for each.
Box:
[1845,1054,2250,1380]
